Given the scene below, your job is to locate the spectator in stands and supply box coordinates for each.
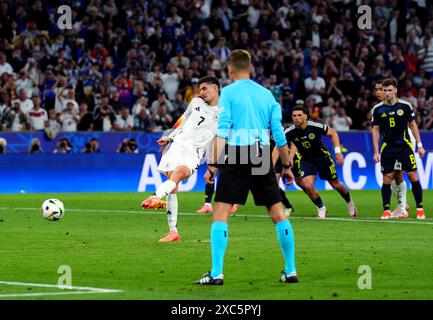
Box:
[172,91,188,119]
[0,52,13,77]
[57,85,79,114]
[134,109,155,132]
[418,37,433,77]
[0,137,6,153]
[117,138,139,154]
[2,101,29,131]
[161,63,182,101]
[0,0,430,137]
[90,138,100,153]
[94,96,116,131]
[150,90,174,113]
[0,92,11,122]
[152,103,173,131]
[329,106,353,131]
[81,142,94,154]
[28,95,47,131]
[16,69,34,99]
[60,102,80,132]
[169,48,191,69]
[28,137,43,154]
[77,103,94,131]
[132,94,150,118]
[53,137,73,154]
[304,67,326,105]
[113,106,134,131]
[44,109,61,139]
[12,88,33,114]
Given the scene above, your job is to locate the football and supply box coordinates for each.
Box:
[41,199,65,221]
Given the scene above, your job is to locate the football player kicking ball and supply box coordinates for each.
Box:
[374,80,413,218]
[371,78,425,220]
[141,76,220,242]
[283,105,357,219]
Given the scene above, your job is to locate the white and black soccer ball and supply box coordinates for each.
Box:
[41,199,65,221]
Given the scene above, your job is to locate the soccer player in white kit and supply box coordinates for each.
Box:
[141,76,220,242]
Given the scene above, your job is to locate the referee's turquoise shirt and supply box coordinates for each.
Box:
[217,79,287,147]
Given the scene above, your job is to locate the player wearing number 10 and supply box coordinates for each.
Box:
[371,78,426,220]
[282,106,357,219]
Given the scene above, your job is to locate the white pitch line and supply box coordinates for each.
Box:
[1,207,433,226]
[0,291,114,298]
[0,280,122,293]
[0,280,122,298]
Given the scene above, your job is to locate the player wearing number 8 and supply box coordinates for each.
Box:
[371,78,426,220]
[280,106,357,219]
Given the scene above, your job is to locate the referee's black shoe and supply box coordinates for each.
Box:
[280,270,298,283]
[194,272,224,285]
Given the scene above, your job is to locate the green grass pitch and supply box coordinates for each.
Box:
[0,190,432,300]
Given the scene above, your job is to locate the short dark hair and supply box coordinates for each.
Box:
[228,49,251,72]
[198,75,220,90]
[292,105,308,115]
[382,77,397,88]
[375,79,384,86]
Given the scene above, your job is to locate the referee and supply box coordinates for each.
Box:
[194,50,298,285]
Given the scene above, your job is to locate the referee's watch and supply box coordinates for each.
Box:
[282,163,292,169]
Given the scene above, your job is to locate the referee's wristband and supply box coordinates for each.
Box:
[334,147,342,154]
[417,142,423,148]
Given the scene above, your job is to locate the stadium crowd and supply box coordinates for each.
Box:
[0,0,432,136]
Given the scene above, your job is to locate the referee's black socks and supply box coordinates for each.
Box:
[411,180,423,208]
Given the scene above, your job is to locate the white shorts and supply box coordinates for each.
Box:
[157,142,201,176]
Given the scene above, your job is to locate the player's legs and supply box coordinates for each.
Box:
[267,201,297,282]
[197,182,214,213]
[206,201,232,280]
[159,183,181,242]
[142,165,191,209]
[391,170,409,218]
[328,179,357,217]
[250,168,297,282]
[276,172,294,216]
[406,170,425,219]
[381,172,395,219]
[400,147,423,219]
[195,164,250,285]
[301,175,326,218]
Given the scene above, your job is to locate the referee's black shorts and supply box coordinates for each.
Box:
[215,163,281,207]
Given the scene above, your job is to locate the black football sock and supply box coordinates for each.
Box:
[205,183,214,204]
[381,184,392,211]
[411,180,423,208]
[312,196,324,208]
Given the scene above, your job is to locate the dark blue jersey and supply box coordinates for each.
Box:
[371,99,416,148]
[284,120,329,159]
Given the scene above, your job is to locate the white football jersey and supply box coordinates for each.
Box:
[168,97,218,158]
